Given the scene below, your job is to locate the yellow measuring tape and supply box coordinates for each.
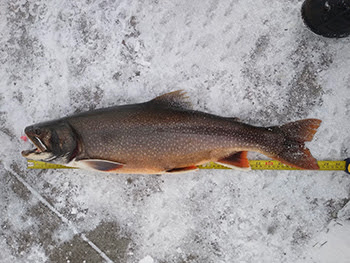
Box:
[27,160,78,169]
[27,159,350,173]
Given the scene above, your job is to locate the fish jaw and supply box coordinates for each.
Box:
[21,150,55,161]
[21,129,53,161]
[22,126,48,154]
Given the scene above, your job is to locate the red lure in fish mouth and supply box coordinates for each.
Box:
[22,91,321,174]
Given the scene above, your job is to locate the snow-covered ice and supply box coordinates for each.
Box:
[139,255,154,263]
[1,0,350,262]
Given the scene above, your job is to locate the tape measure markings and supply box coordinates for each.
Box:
[27,160,347,171]
[27,160,77,169]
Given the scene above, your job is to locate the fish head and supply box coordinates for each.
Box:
[21,120,78,163]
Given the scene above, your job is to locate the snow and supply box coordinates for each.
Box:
[308,220,350,263]
[139,255,154,263]
[1,0,350,262]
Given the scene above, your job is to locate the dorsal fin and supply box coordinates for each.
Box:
[149,90,192,110]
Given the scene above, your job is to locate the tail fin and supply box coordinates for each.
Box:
[267,119,322,170]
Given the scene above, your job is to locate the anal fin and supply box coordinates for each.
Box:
[77,159,124,172]
[166,165,198,174]
[216,151,251,171]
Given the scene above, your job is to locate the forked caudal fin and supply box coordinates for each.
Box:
[267,119,322,170]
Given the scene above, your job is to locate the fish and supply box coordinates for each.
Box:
[22,90,321,174]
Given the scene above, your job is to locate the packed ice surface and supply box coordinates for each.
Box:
[1,0,350,262]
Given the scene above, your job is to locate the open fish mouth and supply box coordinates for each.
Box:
[21,136,48,157]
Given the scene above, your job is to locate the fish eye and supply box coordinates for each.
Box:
[34,129,42,135]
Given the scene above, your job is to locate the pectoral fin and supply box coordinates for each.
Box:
[77,159,124,172]
[216,151,251,170]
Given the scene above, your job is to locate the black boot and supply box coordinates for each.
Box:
[301,0,350,38]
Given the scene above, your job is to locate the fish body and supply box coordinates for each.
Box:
[22,91,321,174]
